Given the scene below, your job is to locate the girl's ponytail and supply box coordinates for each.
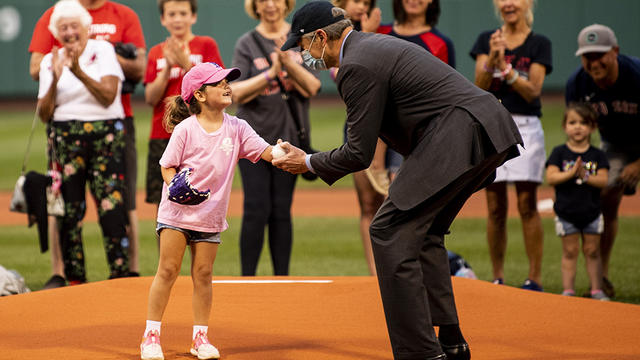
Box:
[163,95,192,132]
[163,87,205,132]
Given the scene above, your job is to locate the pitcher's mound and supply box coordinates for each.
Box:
[0,276,639,359]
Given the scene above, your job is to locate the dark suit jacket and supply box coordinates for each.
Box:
[310,31,522,210]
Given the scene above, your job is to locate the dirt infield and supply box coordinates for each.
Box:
[2,187,639,226]
[0,276,639,359]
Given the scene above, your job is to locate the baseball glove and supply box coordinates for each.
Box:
[168,168,210,205]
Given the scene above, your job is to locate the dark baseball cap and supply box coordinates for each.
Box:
[281,0,345,51]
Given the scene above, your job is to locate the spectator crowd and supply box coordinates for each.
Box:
[26,0,639,302]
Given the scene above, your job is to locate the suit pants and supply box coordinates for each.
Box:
[370,148,512,359]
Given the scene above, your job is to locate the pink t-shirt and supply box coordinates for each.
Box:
[158,113,269,232]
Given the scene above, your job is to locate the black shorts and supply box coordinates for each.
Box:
[145,138,170,204]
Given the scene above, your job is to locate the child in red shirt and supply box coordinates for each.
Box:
[143,0,224,216]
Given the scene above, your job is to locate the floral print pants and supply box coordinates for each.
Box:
[51,119,129,282]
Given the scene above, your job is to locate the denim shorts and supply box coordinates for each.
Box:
[554,214,604,236]
[156,223,221,244]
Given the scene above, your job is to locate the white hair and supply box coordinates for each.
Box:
[48,0,92,39]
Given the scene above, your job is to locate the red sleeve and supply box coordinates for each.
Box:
[203,37,224,67]
[120,5,146,49]
[144,44,161,85]
[28,8,58,54]
[377,24,393,35]
[420,32,449,65]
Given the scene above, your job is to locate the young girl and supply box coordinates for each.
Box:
[140,62,277,360]
[546,103,610,301]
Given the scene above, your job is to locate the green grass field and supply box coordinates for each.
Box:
[1,97,638,304]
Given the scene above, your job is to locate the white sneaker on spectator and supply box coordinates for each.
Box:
[591,290,610,301]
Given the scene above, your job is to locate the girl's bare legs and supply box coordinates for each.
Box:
[154,205,161,249]
[486,182,508,281]
[515,181,544,285]
[561,233,580,292]
[190,241,219,325]
[353,170,384,276]
[147,229,188,321]
[582,233,604,291]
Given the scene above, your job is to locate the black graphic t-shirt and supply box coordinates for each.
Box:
[546,144,609,228]
[470,30,552,117]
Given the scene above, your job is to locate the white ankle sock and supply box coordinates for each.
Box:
[145,320,162,336]
[193,325,208,339]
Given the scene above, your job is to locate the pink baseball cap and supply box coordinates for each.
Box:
[181,62,241,103]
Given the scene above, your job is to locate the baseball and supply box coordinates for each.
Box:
[272,143,287,159]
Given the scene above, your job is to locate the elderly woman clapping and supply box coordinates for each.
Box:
[37,0,130,285]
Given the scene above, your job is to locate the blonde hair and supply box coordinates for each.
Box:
[48,0,92,39]
[244,0,295,20]
[493,0,535,27]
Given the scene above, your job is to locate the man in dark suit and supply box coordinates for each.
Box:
[274,2,522,359]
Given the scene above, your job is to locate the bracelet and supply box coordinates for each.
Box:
[506,69,519,85]
[263,71,273,82]
[496,63,512,81]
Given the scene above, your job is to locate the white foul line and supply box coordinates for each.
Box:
[211,279,333,284]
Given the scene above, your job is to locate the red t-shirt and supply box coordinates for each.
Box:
[144,36,224,139]
[29,1,146,118]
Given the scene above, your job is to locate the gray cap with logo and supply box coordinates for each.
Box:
[575,24,618,56]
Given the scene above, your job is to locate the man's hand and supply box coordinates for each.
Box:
[619,159,640,188]
[168,168,210,205]
[271,141,309,174]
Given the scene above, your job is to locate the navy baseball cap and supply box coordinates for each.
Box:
[281,1,345,51]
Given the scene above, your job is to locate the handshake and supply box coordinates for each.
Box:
[168,168,210,205]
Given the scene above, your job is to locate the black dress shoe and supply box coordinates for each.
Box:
[426,354,447,360]
[42,274,66,290]
[439,341,470,360]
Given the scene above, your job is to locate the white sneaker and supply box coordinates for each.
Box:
[591,290,611,301]
[190,330,220,359]
[140,330,164,360]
